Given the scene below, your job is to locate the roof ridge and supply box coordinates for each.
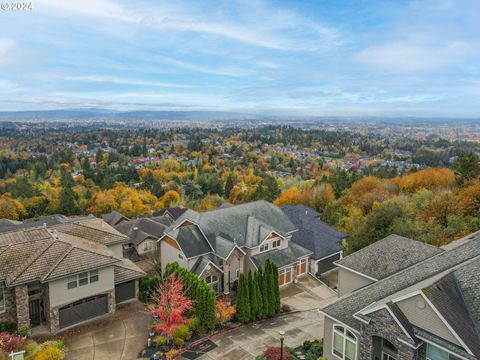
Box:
[41,244,74,281]
[7,238,54,285]
[55,231,121,260]
[453,262,480,345]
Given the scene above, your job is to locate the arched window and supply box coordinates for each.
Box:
[333,325,357,360]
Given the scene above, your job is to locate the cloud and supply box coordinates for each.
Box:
[64,75,195,88]
[354,40,471,72]
[155,56,251,77]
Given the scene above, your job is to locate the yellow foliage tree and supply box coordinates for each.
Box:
[0,195,27,220]
[161,190,180,208]
[273,187,308,206]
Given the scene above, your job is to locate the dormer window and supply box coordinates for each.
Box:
[272,239,281,248]
[260,243,269,252]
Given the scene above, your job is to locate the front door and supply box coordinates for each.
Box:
[29,299,41,326]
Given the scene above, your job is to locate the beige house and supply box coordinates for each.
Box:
[0,216,144,334]
[158,201,312,293]
[321,233,480,360]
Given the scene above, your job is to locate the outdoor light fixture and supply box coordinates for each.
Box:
[279,330,286,360]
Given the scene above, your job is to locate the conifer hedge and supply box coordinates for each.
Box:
[165,262,217,332]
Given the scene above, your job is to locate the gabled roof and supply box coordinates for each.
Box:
[335,234,444,280]
[102,211,129,226]
[251,242,312,269]
[51,221,128,246]
[152,207,188,221]
[190,256,223,276]
[114,258,146,284]
[281,205,345,260]
[322,232,480,332]
[165,224,212,258]
[168,201,296,249]
[115,217,167,246]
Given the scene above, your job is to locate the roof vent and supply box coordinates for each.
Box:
[51,230,59,240]
[43,223,47,228]
[133,227,139,231]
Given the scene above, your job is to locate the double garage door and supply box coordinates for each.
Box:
[279,268,292,286]
[59,294,108,329]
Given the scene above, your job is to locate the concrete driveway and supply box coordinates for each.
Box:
[197,275,337,360]
[63,301,150,360]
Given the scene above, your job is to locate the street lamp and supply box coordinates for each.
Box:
[279,330,285,360]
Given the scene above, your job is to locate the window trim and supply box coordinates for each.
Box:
[272,239,281,248]
[143,241,154,252]
[67,270,100,289]
[332,324,357,360]
[259,243,269,252]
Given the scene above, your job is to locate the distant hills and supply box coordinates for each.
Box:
[0,109,270,121]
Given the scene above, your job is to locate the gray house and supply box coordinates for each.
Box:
[321,233,480,360]
[281,205,346,275]
[0,216,145,334]
[159,201,312,293]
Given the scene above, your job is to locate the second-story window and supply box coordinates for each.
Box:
[260,243,269,252]
[272,239,281,248]
[67,270,100,289]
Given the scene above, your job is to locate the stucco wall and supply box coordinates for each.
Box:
[396,294,461,346]
[248,235,290,257]
[48,266,115,308]
[160,237,188,272]
[108,243,123,258]
[136,239,156,255]
[337,267,374,296]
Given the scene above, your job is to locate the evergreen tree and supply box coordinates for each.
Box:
[260,265,268,319]
[236,273,251,323]
[248,270,258,320]
[271,262,281,314]
[264,260,275,317]
[57,171,80,215]
[255,270,264,319]
[204,287,217,331]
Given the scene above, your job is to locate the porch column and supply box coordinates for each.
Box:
[14,285,29,328]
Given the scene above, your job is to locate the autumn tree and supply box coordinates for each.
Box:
[150,275,193,343]
[453,152,480,185]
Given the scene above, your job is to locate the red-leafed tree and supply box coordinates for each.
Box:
[150,274,193,342]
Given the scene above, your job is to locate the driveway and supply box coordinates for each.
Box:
[63,301,150,360]
[197,275,337,360]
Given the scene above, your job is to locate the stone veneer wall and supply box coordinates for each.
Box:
[14,285,29,329]
[0,286,17,324]
[358,308,416,360]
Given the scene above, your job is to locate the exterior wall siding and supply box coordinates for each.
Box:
[248,236,290,257]
[108,243,123,258]
[136,239,156,255]
[337,267,375,297]
[48,267,115,308]
[160,237,188,272]
[396,294,461,346]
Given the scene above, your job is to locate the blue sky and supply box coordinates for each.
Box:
[1,0,480,116]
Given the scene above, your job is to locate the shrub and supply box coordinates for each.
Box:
[281,304,291,313]
[15,325,31,338]
[172,337,184,348]
[24,341,40,356]
[263,346,291,360]
[154,336,167,346]
[187,317,199,331]
[172,324,191,341]
[165,349,179,360]
[0,332,27,352]
[139,275,162,303]
[26,341,64,360]
[0,322,16,333]
[305,342,323,360]
[255,356,266,360]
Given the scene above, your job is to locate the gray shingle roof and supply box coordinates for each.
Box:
[322,232,480,334]
[190,256,210,276]
[169,200,296,249]
[51,221,128,246]
[335,234,444,280]
[281,205,345,260]
[165,225,212,258]
[102,211,129,226]
[430,257,480,357]
[251,242,312,269]
[115,217,168,247]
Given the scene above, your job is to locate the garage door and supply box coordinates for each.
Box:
[115,281,136,304]
[59,294,108,329]
[295,258,307,275]
[317,253,342,274]
[278,268,292,286]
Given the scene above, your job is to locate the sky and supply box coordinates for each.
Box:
[1,0,480,117]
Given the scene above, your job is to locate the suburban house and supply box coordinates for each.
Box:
[158,200,313,294]
[321,233,480,360]
[0,215,145,334]
[103,207,187,260]
[281,205,346,275]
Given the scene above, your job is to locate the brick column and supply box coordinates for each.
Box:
[14,285,29,328]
